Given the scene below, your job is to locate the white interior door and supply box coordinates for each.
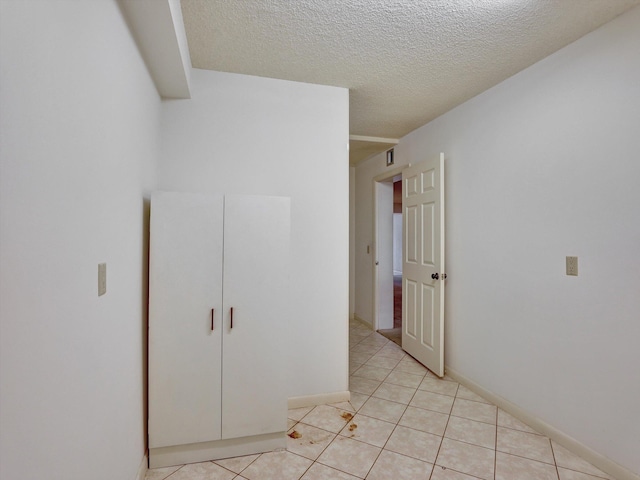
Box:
[402,154,445,377]
[221,195,290,439]
[149,192,224,448]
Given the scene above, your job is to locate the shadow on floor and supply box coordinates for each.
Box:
[377,327,401,346]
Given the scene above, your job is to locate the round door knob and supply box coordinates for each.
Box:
[431,273,439,280]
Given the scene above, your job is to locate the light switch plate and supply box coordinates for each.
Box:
[98,263,107,296]
[566,256,578,276]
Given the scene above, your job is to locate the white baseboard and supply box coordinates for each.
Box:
[150,432,285,469]
[288,391,351,409]
[445,367,640,480]
[352,315,373,329]
[135,450,148,480]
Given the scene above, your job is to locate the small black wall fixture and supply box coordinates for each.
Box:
[386,148,394,166]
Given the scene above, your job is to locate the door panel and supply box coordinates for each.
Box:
[149,192,224,448]
[405,279,418,338]
[221,195,290,439]
[402,154,445,377]
[406,173,419,196]
[421,284,435,348]
[422,168,436,192]
[405,205,418,264]
[422,203,435,266]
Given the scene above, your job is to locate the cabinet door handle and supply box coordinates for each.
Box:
[211,308,215,331]
[230,307,234,329]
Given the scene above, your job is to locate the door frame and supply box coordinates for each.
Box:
[372,164,410,331]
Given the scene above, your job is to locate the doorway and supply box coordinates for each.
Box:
[373,170,403,346]
[379,180,403,346]
[392,180,402,331]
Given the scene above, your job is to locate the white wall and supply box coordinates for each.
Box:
[158,69,350,398]
[0,1,159,479]
[354,160,376,324]
[355,5,640,475]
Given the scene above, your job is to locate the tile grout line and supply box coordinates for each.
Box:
[353,330,478,478]
[429,381,459,480]
[361,404,408,479]
[350,334,400,479]
[289,398,375,479]
[214,451,262,479]
[495,450,558,467]
[282,449,334,480]
[288,420,343,479]
[350,339,423,479]
[162,464,184,480]
[294,449,315,480]
[382,366,438,478]
[549,438,561,480]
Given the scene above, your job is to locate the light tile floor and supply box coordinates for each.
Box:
[146,321,615,480]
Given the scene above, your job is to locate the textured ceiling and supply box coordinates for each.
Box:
[181,0,639,162]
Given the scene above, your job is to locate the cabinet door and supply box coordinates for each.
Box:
[221,195,290,439]
[149,192,224,448]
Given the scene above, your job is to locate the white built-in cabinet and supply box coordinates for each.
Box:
[148,192,290,468]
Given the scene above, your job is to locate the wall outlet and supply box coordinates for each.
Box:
[566,256,578,276]
[98,263,107,296]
